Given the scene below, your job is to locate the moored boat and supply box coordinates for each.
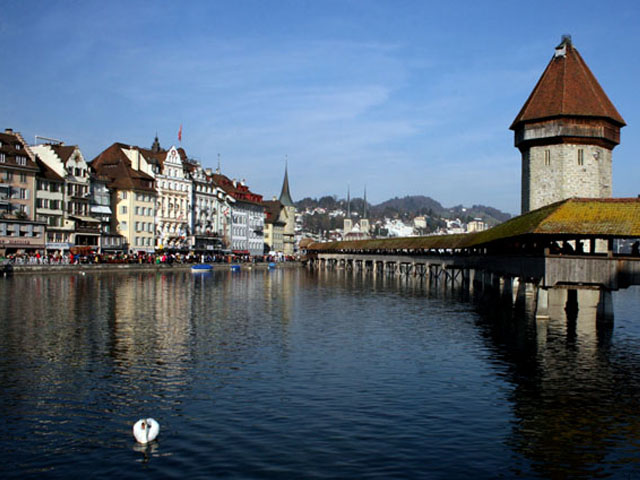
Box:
[191,263,213,273]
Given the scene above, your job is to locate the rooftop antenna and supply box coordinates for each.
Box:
[34,135,63,146]
[216,153,221,174]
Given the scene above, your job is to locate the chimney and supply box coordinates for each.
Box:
[205,168,212,176]
[5,128,13,134]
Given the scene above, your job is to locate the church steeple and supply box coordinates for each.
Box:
[279,161,295,207]
[151,134,162,153]
[363,186,367,218]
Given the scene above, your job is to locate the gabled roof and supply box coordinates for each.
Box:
[308,198,640,252]
[511,37,625,130]
[90,143,156,192]
[48,145,77,163]
[35,156,64,182]
[0,129,38,171]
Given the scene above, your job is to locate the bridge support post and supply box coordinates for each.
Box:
[597,289,614,322]
[535,287,550,320]
[466,269,475,295]
[500,276,513,304]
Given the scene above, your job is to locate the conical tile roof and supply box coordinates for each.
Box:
[511,37,625,130]
[279,166,295,207]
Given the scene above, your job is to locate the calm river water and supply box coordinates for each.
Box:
[1,268,640,479]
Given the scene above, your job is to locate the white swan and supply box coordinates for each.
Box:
[133,418,160,444]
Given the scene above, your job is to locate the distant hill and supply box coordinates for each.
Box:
[296,194,511,227]
[371,195,445,218]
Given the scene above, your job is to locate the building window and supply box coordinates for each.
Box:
[544,150,550,166]
[19,173,26,183]
[121,205,127,214]
[578,149,584,166]
[16,156,27,166]
[0,153,5,163]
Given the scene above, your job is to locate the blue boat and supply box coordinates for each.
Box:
[268,262,276,269]
[230,265,241,272]
[191,264,213,273]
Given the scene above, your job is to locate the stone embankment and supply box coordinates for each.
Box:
[6,262,302,275]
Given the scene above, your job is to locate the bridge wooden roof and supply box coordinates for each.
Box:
[307,198,640,252]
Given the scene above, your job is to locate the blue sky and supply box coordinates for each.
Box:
[1,0,639,214]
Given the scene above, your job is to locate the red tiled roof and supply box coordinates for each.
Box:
[48,145,77,163]
[212,173,264,205]
[511,39,625,130]
[0,129,38,171]
[90,143,156,192]
[263,200,285,225]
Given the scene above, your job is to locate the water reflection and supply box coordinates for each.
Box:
[1,270,640,478]
[473,285,640,478]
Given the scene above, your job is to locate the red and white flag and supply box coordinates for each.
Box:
[178,124,182,142]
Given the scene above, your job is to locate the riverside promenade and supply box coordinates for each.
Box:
[4,261,302,275]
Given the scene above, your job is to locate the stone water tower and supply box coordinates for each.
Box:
[511,36,625,213]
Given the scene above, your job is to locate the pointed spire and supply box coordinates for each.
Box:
[279,158,295,207]
[363,185,367,218]
[346,185,351,218]
[151,134,161,153]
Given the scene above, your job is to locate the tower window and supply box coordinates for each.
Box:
[578,149,584,166]
[544,150,551,166]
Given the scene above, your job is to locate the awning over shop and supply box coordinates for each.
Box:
[70,215,101,223]
[91,206,112,215]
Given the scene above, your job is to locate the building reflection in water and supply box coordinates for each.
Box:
[3,269,640,477]
[314,271,640,478]
[110,272,194,398]
[474,286,640,478]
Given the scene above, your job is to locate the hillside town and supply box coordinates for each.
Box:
[0,130,296,262]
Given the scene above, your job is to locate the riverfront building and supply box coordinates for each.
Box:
[263,199,286,254]
[212,173,265,256]
[90,143,158,253]
[186,162,232,253]
[143,144,193,251]
[31,143,100,249]
[512,36,626,213]
[0,128,46,254]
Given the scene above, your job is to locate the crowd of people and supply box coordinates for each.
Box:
[1,250,297,266]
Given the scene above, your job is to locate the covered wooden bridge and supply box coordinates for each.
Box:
[305,198,640,321]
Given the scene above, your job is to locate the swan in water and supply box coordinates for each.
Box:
[133,418,160,444]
